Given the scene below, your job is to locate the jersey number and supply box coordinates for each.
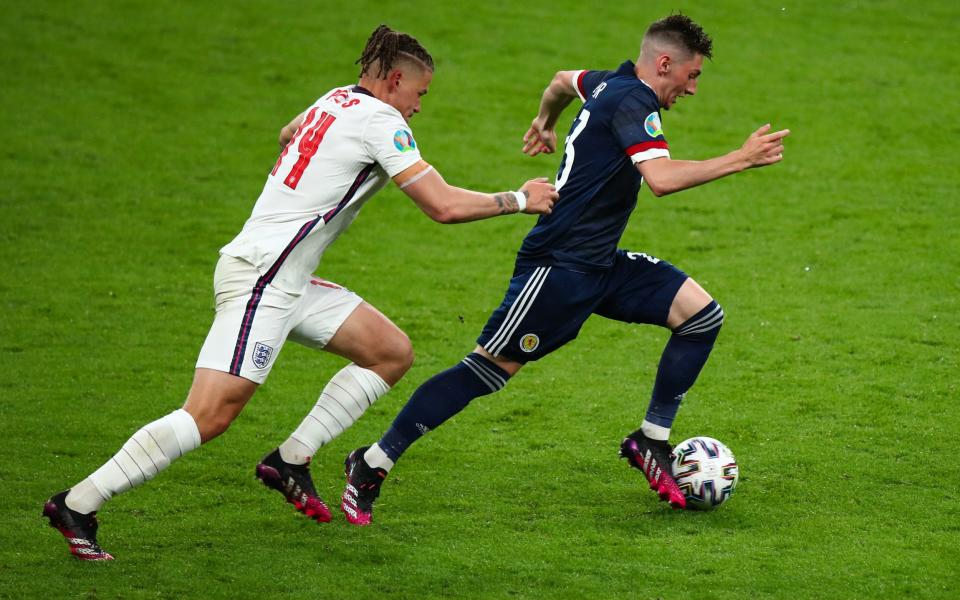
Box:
[271,107,337,190]
[555,109,590,191]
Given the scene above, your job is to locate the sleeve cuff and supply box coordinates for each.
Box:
[571,70,587,101]
[626,141,670,163]
[385,154,423,178]
[629,148,670,164]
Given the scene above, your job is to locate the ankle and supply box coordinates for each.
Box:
[363,443,395,472]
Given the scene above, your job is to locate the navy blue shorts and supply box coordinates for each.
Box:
[477,249,688,363]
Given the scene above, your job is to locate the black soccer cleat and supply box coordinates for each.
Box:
[256,449,332,523]
[341,446,387,526]
[43,490,114,561]
[619,431,687,509]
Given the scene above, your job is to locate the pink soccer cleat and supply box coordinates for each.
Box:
[256,449,332,523]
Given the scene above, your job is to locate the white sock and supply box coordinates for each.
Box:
[65,409,201,514]
[641,419,671,441]
[279,364,390,465]
[363,443,394,472]
[65,479,106,514]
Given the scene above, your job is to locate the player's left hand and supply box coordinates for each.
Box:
[519,177,558,214]
[739,124,791,168]
[522,120,557,156]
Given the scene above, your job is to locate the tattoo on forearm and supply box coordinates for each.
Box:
[493,192,519,214]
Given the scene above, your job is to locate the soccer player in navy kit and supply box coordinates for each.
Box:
[342,15,790,523]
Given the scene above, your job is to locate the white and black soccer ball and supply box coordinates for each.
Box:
[670,436,739,510]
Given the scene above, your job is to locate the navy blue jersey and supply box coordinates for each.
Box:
[516,61,670,272]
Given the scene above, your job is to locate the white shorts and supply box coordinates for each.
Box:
[195,255,363,384]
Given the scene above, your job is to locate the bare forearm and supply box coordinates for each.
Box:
[537,74,578,130]
[428,186,523,224]
[642,150,749,197]
[643,124,790,196]
[400,164,553,221]
[279,112,305,147]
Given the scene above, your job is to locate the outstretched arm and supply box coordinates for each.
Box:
[393,161,557,224]
[522,70,582,156]
[638,124,790,197]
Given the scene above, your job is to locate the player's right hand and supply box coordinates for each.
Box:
[519,177,558,214]
[522,120,558,156]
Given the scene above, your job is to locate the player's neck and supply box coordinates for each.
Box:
[634,63,667,107]
[358,76,391,103]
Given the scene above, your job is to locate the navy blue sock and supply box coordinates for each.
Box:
[378,353,510,462]
[645,301,724,428]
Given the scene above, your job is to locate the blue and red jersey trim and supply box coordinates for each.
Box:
[576,71,589,99]
[322,164,376,223]
[228,164,375,376]
[625,140,669,156]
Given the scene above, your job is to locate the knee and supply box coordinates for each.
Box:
[200,414,234,442]
[674,300,724,341]
[384,330,415,379]
[185,406,236,443]
[362,328,413,385]
[183,390,248,443]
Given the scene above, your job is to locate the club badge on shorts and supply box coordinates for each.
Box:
[252,342,274,369]
[519,333,540,353]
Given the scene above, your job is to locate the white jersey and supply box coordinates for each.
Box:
[221,85,422,294]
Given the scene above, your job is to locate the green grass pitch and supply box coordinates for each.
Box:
[2,1,958,598]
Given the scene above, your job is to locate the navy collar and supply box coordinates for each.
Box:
[352,85,374,97]
[615,60,636,76]
[616,60,656,95]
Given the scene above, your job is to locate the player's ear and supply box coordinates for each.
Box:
[388,68,403,89]
[658,54,671,75]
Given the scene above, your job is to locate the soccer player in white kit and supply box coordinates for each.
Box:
[42,25,558,560]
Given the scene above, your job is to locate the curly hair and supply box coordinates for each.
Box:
[645,14,713,59]
[356,24,435,79]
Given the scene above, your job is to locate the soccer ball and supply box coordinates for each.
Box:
[670,436,739,510]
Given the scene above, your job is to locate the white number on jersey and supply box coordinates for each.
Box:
[626,251,661,264]
[555,109,591,191]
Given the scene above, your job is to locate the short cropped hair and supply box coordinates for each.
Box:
[356,24,435,79]
[644,14,713,59]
